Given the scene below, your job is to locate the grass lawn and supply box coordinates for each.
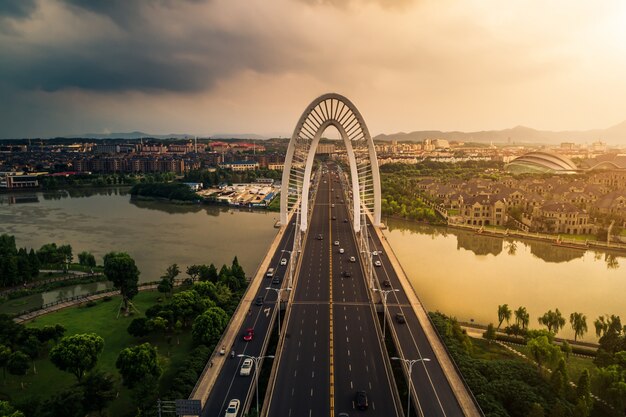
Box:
[0,291,195,417]
[503,343,599,385]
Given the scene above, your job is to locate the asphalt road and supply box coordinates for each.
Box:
[201,215,297,417]
[364,220,466,417]
[265,165,401,417]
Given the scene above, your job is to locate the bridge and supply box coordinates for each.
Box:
[191,94,482,417]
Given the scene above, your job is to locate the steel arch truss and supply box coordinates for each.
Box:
[280,93,381,233]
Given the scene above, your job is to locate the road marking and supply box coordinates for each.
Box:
[264,307,271,317]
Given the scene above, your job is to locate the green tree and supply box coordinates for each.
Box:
[103,252,140,314]
[0,344,10,379]
[569,312,588,342]
[0,401,25,417]
[170,290,211,327]
[527,335,561,371]
[560,340,572,360]
[157,278,173,297]
[484,323,497,343]
[162,264,180,294]
[538,309,566,335]
[191,307,229,346]
[6,351,29,389]
[526,403,545,417]
[81,370,116,416]
[116,343,161,388]
[49,333,104,382]
[497,304,512,330]
[515,306,530,330]
[596,364,626,415]
[127,317,153,338]
[77,251,96,268]
[550,358,569,397]
[575,369,593,414]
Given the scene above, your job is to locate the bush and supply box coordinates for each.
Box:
[85,300,97,308]
[102,295,112,302]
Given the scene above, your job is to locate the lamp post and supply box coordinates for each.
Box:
[373,288,399,338]
[360,250,376,289]
[265,287,292,335]
[391,356,431,417]
[237,354,275,414]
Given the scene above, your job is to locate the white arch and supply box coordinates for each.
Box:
[280,93,381,233]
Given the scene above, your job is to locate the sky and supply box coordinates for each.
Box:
[1,0,626,139]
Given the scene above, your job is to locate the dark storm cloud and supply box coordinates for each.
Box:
[0,0,304,93]
[61,0,207,28]
[0,0,38,19]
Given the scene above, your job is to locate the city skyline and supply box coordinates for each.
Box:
[2,0,626,138]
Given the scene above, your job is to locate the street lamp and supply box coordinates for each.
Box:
[265,287,292,335]
[237,354,275,415]
[360,250,376,289]
[391,356,431,417]
[373,288,399,338]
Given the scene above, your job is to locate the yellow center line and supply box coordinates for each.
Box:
[328,177,335,416]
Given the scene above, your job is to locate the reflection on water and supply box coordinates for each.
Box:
[41,282,114,304]
[384,217,625,340]
[0,187,278,287]
[0,194,40,204]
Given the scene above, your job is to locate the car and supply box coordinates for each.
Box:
[342,271,351,278]
[331,204,335,208]
[340,200,344,203]
[395,313,406,324]
[255,296,264,306]
[355,391,368,410]
[331,188,334,191]
[339,248,344,254]
[349,256,356,263]
[272,276,280,285]
[225,399,240,417]
[374,260,382,267]
[317,234,323,240]
[383,279,391,287]
[239,358,253,376]
[334,241,340,246]
[243,328,254,342]
[337,413,350,417]
[372,251,379,256]
[332,216,337,220]
[280,258,287,265]
[266,268,275,277]
[343,218,348,223]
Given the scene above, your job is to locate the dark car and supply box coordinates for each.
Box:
[355,391,368,410]
[382,279,391,287]
[342,271,351,278]
[255,296,264,306]
[272,276,280,285]
[332,216,337,220]
[395,313,406,324]
[317,234,323,240]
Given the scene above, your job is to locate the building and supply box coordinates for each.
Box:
[532,202,594,234]
[316,144,336,154]
[219,161,259,171]
[505,151,578,174]
[460,195,508,226]
[1,173,40,189]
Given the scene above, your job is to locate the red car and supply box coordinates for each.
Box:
[243,328,254,342]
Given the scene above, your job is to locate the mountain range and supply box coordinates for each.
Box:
[373,121,626,146]
[63,131,268,140]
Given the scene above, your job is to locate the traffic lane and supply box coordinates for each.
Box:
[266,304,330,417]
[387,304,461,416]
[202,219,296,415]
[333,304,400,417]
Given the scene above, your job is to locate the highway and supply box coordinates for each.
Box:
[363,218,466,416]
[265,165,401,417]
[201,215,297,417]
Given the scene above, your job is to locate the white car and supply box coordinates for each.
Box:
[239,358,253,376]
[349,256,356,263]
[372,251,379,256]
[280,258,287,266]
[339,248,345,254]
[374,260,382,267]
[225,399,240,417]
[334,241,340,246]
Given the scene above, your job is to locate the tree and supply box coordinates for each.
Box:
[526,403,545,417]
[81,371,116,416]
[43,387,84,417]
[77,251,96,268]
[538,309,566,335]
[515,306,530,330]
[560,340,572,360]
[569,312,588,342]
[0,344,10,379]
[161,264,179,296]
[49,333,104,382]
[497,304,512,330]
[170,290,211,327]
[103,252,140,314]
[0,401,25,417]
[157,278,173,297]
[550,358,569,397]
[595,364,626,414]
[527,335,561,371]
[127,317,153,338]
[206,263,218,282]
[484,323,496,343]
[6,351,29,389]
[116,343,161,388]
[191,307,229,346]
[575,369,593,414]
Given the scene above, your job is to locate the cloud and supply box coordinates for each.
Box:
[0,0,38,19]
[296,0,415,10]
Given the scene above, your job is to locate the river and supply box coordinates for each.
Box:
[384,218,625,340]
[2,189,624,341]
